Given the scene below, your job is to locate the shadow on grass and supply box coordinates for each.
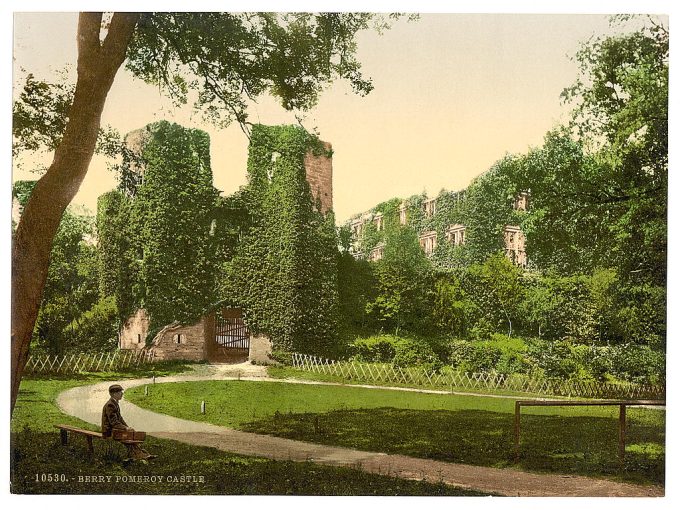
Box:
[242,408,664,486]
[10,430,489,496]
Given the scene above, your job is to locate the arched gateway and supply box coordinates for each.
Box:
[209,308,250,363]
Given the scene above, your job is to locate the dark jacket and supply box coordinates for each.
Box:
[101,397,128,438]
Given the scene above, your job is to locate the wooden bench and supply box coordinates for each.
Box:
[55,424,146,456]
[513,399,666,465]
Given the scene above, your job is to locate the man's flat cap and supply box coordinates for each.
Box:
[108,384,124,393]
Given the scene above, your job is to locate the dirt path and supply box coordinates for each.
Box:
[56,364,663,497]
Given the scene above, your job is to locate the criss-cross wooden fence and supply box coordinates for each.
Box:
[24,350,156,375]
[290,353,665,400]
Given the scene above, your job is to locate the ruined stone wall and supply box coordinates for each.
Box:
[304,141,333,214]
[119,308,149,350]
[248,334,275,364]
[148,318,208,361]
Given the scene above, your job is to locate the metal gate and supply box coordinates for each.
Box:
[215,315,250,350]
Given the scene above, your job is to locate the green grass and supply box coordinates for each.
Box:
[11,373,486,495]
[126,379,665,486]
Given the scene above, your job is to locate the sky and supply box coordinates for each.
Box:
[11,10,668,223]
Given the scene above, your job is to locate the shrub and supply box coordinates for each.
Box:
[495,351,529,375]
[608,344,665,384]
[352,335,398,363]
[270,350,293,365]
[392,338,439,368]
[525,340,579,380]
[351,335,439,368]
[63,296,118,353]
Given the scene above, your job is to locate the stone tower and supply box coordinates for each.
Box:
[304,141,333,214]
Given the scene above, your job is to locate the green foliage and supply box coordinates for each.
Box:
[608,344,665,385]
[337,252,377,335]
[610,283,666,348]
[391,338,440,369]
[12,71,74,165]
[12,180,38,207]
[512,130,608,273]
[462,160,520,263]
[63,296,119,353]
[224,125,339,355]
[466,253,524,337]
[351,334,439,368]
[126,13,393,127]
[365,227,432,333]
[431,272,477,337]
[562,17,666,284]
[130,121,220,331]
[32,208,99,355]
[352,335,398,363]
[96,190,138,322]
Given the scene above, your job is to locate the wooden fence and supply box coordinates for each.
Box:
[24,350,156,375]
[290,353,665,400]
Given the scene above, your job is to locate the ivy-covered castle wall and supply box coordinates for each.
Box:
[98,122,340,356]
[222,125,340,355]
[346,157,528,269]
[97,121,220,339]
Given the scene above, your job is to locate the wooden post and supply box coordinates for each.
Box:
[619,404,627,467]
[144,385,148,396]
[201,400,206,414]
[514,401,521,463]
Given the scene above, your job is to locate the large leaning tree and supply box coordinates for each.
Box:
[12,12,401,413]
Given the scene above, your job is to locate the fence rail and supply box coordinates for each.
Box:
[24,350,156,375]
[291,353,665,400]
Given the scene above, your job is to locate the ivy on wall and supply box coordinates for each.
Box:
[97,121,220,337]
[96,190,138,322]
[132,121,220,333]
[223,124,339,354]
[346,161,522,269]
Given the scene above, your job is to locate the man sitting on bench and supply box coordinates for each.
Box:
[102,384,152,460]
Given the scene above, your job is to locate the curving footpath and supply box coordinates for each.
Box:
[56,364,663,497]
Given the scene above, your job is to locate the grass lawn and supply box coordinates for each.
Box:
[11,371,485,495]
[268,365,565,397]
[126,379,665,486]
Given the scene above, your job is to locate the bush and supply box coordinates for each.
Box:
[351,335,440,368]
[63,296,118,353]
[352,335,398,363]
[525,340,579,380]
[449,336,528,375]
[495,351,529,375]
[608,344,665,384]
[392,338,439,369]
[270,350,293,365]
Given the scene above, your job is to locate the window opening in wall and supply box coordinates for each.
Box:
[175,334,182,344]
[423,198,436,217]
[137,334,141,344]
[419,231,437,256]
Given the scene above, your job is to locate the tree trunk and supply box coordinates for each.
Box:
[11,12,139,414]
